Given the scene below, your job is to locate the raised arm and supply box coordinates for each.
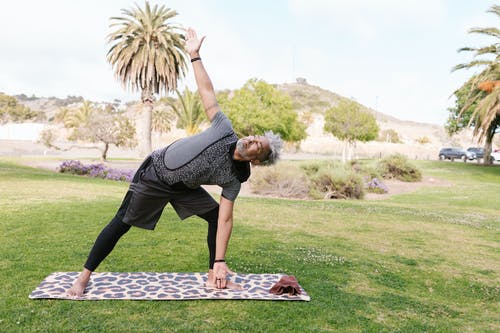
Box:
[185,28,218,121]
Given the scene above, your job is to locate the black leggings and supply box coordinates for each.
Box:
[83,200,219,271]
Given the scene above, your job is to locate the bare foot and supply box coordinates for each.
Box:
[66,269,92,298]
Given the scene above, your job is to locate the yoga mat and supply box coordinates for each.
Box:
[29,272,310,301]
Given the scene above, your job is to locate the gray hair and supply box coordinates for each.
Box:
[262,131,283,165]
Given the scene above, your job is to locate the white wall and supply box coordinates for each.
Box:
[0,123,45,141]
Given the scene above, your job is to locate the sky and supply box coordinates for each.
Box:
[0,0,498,125]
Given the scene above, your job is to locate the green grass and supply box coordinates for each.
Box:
[0,159,499,332]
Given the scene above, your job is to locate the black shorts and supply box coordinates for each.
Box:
[121,156,218,230]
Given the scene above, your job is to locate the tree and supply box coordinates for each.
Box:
[42,102,137,160]
[451,4,500,164]
[61,100,94,128]
[71,112,137,160]
[151,104,173,134]
[0,93,40,123]
[324,100,379,163]
[218,79,307,142]
[446,77,483,134]
[377,129,401,143]
[107,1,187,155]
[165,87,206,135]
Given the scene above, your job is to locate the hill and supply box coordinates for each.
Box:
[275,81,482,159]
[278,81,448,141]
[4,84,492,160]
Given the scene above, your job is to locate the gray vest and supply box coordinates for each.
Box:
[151,133,239,189]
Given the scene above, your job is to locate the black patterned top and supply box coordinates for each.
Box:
[151,111,250,201]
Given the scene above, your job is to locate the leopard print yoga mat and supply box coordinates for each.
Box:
[29,272,311,301]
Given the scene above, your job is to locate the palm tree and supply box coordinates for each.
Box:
[452,5,500,164]
[62,100,93,128]
[107,1,187,155]
[151,104,173,133]
[167,88,206,135]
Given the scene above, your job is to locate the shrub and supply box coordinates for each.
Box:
[300,160,342,176]
[416,136,431,144]
[59,160,89,175]
[377,154,422,182]
[300,161,323,176]
[349,160,381,179]
[250,164,310,199]
[59,160,134,182]
[377,129,402,143]
[310,168,365,199]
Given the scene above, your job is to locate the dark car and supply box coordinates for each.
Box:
[467,147,484,158]
[467,147,494,162]
[438,147,474,161]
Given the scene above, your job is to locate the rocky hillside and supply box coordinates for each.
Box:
[275,81,486,158]
[278,82,448,143]
[13,94,86,121]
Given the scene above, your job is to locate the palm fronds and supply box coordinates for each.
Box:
[452,4,500,145]
[107,1,187,97]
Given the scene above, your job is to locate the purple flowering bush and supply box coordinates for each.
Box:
[58,160,89,175]
[59,160,134,182]
[366,177,389,194]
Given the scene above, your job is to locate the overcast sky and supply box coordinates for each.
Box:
[0,0,498,125]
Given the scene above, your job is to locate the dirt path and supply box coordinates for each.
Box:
[364,176,452,200]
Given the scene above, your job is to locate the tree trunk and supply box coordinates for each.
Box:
[140,88,155,156]
[341,141,347,163]
[483,118,498,165]
[346,141,352,161]
[350,141,357,160]
[343,141,354,162]
[483,139,492,165]
[101,142,109,161]
[143,102,153,155]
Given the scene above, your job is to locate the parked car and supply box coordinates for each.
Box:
[491,150,500,162]
[466,147,494,162]
[438,147,475,161]
[467,147,484,159]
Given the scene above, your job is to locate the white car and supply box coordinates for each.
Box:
[491,150,500,162]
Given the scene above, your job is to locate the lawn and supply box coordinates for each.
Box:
[0,159,498,332]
